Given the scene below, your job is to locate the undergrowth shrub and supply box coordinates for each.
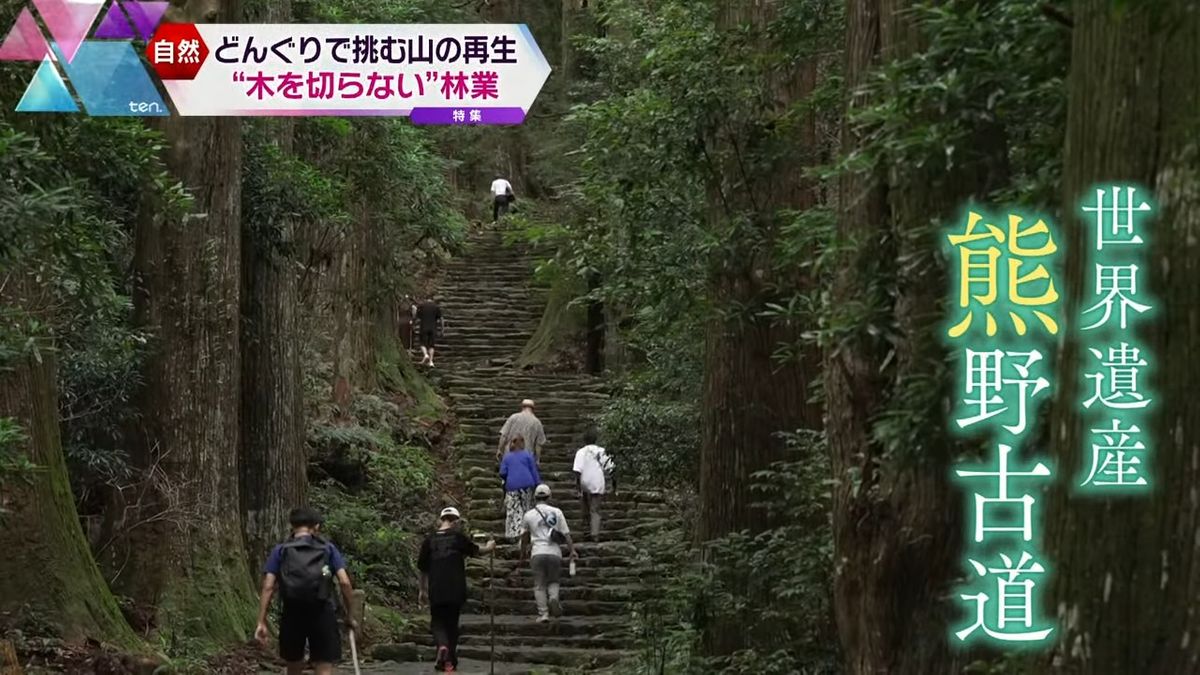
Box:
[598,395,699,490]
[622,431,838,674]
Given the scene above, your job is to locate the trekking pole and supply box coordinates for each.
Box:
[348,589,364,675]
[489,540,496,675]
[348,629,362,675]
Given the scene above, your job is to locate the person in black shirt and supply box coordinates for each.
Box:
[418,506,495,672]
[411,298,444,367]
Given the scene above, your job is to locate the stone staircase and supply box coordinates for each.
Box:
[374,227,667,673]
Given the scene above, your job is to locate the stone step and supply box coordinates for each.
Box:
[466,554,635,571]
[469,597,628,617]
[400,631,628,651]
[469,583,646,604]
[452,614,628,636]
[372,641,630,668]
[468,566,647,586]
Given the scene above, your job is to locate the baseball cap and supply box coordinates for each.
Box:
[439,506,461,520]
[521,398,535,409]
[534,484,551,498]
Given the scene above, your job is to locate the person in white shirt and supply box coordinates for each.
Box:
[572,428,614,540]
[490,177,514,223]
[518,484,578,623]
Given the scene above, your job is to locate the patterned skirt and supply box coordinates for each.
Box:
[505,488,534,539]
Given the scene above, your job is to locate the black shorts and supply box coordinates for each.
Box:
[279,601,341,664]
[420,329,437,348]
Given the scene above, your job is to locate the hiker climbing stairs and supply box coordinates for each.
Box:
[374,227,670,673]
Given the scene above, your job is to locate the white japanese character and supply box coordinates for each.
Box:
[1083,343,1151,410]
[1081,186,1149,251]
[1081,419,1147,487]
[153,40,174,64]
[956,444,1051,543]
[1081,264,1152,331]
[956,551,1054,643]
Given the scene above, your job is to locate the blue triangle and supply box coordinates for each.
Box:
[16,56,78,112]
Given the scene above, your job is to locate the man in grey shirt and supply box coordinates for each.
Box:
[497,399,546,464]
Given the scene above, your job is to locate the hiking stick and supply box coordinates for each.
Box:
[489,541,495,675]
[348,629,362,675]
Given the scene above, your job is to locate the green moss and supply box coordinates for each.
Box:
[376,339,444,421]
[517,270,587,368]
[152,539,257,655]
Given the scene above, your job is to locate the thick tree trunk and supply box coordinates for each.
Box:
[113,0,255,643]
[697,0,825,657]
[826,2,894,669]
[827,1,1007,672]
[239,0,305,572]
[698,3,823,543]
[0,335,136,645]
[1039,3,1200,673]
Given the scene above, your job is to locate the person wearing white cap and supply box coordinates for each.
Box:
[518,484,578,623]
[497,398,546,464]
[418,506,495,672]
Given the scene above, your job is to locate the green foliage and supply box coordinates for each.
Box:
[243,121,348,253]
[847,0,1069,209]
[308,389,437,604]
[598,391,699,490]
[311,482,419,605]
[622,432,837,673]
[0,417,38,494]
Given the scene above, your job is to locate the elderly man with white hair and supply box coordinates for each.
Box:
[497,398,546,465]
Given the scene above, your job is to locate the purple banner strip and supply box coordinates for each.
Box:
[410,107,525,125]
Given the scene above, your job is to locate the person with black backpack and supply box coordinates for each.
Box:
[418,506,496,673]
[255,507,358,675]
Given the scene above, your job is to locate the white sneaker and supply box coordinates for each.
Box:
[536,614,549,623]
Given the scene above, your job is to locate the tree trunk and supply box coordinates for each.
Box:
[113,0,255,643]
[697,0,825,657]
[827,0,1009,671]
[0,334,136,645]
[239,0,305,571]
[826,1,894,669]
[585,271,604,374]
[1039,3,1200,672]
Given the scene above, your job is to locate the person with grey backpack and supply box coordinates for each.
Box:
[518,484,579,623]
[255,507,358,675]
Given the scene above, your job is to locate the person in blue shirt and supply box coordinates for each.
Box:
[255,507,357,675]
[499,434,541,538]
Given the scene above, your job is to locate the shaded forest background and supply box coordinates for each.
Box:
[2,0,1198,674]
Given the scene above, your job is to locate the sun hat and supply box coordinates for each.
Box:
[521,398,535,409]
[439,506,461,520]
[534,484,551,498]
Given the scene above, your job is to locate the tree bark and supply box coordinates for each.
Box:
[827,0,1010,671]
[239,0,306,570]
[698,2,823,544]
[1039,3,1200,672]
[112,0,255,644]
[697,0,825,657]
[0,332,136,646]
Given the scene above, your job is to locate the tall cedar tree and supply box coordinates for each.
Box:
[827,0,1009,671]
[1040,2,1200,672]
[698,0,823,656]
[0,285,136,646]
[116,0,257,642]
[239,0,307,571]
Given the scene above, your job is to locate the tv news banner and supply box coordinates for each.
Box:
[3,6,550,122]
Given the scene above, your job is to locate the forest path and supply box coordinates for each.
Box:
[370,226,668,673]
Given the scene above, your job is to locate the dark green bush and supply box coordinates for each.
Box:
[622,431,838,674]
[598,395,699,490]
